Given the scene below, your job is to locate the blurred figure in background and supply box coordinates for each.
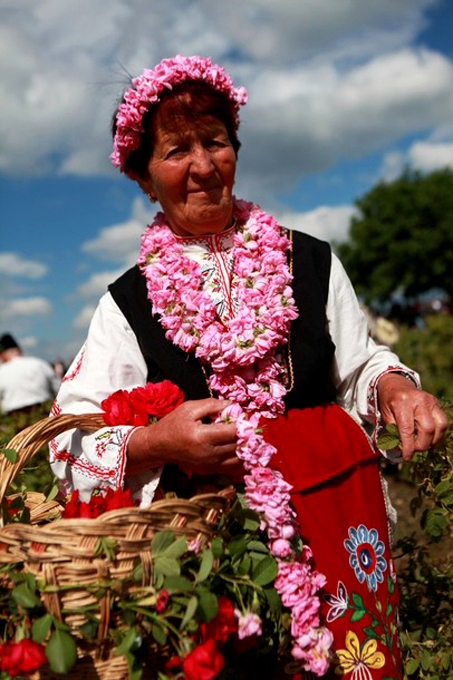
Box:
[52,359,67,382]
[0,334,61,422]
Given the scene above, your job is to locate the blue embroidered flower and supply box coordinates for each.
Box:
[344,524,387,592]
[325,581,349,622]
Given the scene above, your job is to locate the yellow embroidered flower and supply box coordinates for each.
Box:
[334,631,385,680]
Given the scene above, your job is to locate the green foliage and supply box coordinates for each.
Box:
[336,167,453,303]
[379,403,453,680]
[0,402,55,494]
[394,315,453,401]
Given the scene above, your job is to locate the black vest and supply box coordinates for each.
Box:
[108,230,337,409]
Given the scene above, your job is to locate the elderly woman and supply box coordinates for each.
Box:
[50,55,447,678]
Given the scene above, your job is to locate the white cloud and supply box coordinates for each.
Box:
[75,270,125,300]
[82,196,153,264]
[0,0,450,188]
[19,336,39,351]
[275,205,358,244]
[240,47,453,196]
[0,253,48,278]
[0,297,52,322]
[73,304,97,329]
[408,140,453,171]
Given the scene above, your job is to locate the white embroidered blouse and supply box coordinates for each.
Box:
[49,233,419,506]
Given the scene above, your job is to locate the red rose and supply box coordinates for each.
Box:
[62,489,82,518]
[155,589,170,613]
[0,639,47,677]
[139,381,185,418]
[201,596,238,644]
[102,487,136,512]
[101,389,149,426]
[87,493,107,518]
[164,655,182,670]
[182,639,225,680]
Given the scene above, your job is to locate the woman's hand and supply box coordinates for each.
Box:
[377,373,448,461]
[127,397,243,478]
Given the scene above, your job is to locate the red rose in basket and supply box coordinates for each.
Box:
[101,380,184,426]
[0,639,47,677]
[62,487,138,519]
[200,596,238,644]
[182,638,225,680]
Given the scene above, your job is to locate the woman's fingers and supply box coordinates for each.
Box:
[377,373,448,461]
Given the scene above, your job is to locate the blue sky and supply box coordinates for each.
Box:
[1,0,453,364]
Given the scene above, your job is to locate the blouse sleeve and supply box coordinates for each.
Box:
[327,254,420,451]
[49,292,162,506]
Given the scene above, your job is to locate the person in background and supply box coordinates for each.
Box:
[52,359,67,382]
[49,56,447,678]
[0,333,61,419]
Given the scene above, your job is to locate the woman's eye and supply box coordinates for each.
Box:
[165,147,182,159]
[208,138,226,148]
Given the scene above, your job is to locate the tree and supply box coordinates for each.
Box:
[336,168,453,304]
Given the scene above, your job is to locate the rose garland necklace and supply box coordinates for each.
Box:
[138,197,333,673]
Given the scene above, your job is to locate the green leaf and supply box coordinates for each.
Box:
[94,537,118,560]
[251,555,278,586]
[181,595,198,630]
[362,627,381,640]
[162,535,187,559]
[163,575,193,592]
[151,531,177,555]
[376,431,400,450]
[441,652,451,670]
[421,650,433,671]
[237,554,252,575]
[12,582,42,609]
[151,622,167,646]
[211,536,223,559]
[228,535,248,557]
[46,483,60,502]
[424,507,448,538]
[196,549,213,583]
[239,509,261,532]
[32,614,54,643]
[196,590,218,622]
[350,609,366,622]
[78,620,99,639]
[2,448,18,463]
[351,592,364,608]
[116,627,140,655]
[45,630,78,674]
[123,653,143,680]
[247,540,269,554]
[154,556,181,577]
[405,662,421,680]
[264,585,282,618]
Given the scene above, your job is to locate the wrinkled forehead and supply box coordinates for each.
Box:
[153,106,228,141]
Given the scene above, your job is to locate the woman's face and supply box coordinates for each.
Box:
[139,113,237,237]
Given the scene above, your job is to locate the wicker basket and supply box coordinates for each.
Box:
[0,414,235,679]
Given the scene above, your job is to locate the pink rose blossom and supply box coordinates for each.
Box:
[234,611,263,639]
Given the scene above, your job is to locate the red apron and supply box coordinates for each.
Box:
[262,404,402,679]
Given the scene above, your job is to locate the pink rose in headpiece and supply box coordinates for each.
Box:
[111,55,248,172]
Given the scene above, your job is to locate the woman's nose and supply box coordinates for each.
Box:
[190,146,214,175]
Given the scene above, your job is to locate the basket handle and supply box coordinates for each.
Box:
[0,413,106,506]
